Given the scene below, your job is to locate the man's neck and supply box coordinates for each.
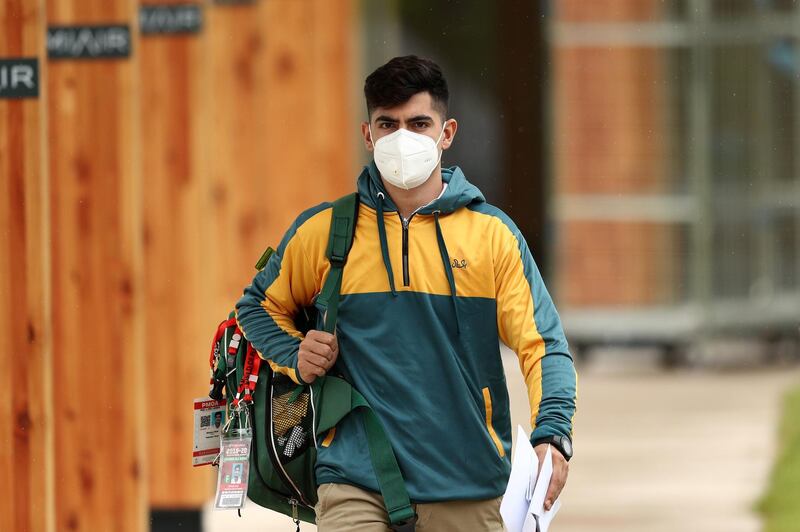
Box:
[382,166,445,220]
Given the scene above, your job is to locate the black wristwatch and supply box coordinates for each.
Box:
[532,435,573,461]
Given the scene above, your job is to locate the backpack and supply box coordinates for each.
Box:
[207,193,418,531]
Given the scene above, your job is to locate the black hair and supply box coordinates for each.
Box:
[364,55,449,119]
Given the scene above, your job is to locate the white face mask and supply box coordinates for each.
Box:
[370,122,447,190]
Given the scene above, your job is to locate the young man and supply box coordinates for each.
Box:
[235,56,577,531]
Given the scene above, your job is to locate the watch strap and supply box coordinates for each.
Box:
[532,434,573,461]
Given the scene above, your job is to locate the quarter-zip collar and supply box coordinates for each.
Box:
[400,182,448,223]
[363,161,483,335]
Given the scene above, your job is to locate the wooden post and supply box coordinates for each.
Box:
[140,0,356,511]
[0,1,52,531]
[138,0,214,509]
[205,0,356,319]
[4,0,356,525]
[45,0,146,530]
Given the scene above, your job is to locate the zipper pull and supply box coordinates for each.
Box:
[289,498,300,531]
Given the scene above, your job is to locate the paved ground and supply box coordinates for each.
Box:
[205,348,800,531]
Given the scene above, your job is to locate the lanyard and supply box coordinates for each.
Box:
[232,339,261,407]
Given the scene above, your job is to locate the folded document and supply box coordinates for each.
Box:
[500,426,562,532]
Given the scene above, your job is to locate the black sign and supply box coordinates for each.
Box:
[0,58,38,98]
[140,4,203,35]
[47,25,131,60]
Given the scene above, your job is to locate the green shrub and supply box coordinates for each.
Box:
[758,385,800,532]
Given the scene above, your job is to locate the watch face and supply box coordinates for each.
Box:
[561,437,573,457]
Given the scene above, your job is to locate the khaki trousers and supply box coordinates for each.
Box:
[314,482,507,532]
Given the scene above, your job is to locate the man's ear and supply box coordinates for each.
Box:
[361,121,374,152]
[442,118,458,150]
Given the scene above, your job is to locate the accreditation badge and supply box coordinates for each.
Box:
[214,427,252,510]
[192,397,226,466]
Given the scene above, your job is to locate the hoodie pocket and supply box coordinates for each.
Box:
[481,387,506,458]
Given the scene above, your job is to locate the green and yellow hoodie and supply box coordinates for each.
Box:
[235,162,577,502]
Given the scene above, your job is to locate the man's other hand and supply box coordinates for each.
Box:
[534,442,569,511]
[297,330,339,383]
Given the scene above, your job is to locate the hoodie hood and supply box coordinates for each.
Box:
[357,160,485,214]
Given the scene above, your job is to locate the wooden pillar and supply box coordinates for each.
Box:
[0,1,52,531]
[205,0,355,327]
[140,0,356,511]
[45,1,146,530]
[138,0,212,509]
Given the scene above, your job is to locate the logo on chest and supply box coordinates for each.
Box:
[450,258,468,269]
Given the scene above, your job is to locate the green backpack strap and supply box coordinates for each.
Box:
[316,377,417,528]
[312,192,417,530]
[315,192,359,333]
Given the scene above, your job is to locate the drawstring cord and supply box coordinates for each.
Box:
[376,192,398,296]
[434,211,461,335]
[374,193,461,333]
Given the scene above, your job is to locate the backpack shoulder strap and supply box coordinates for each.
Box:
[313,193,417,529]
[316,192,359,334]
[326,192,359,266]
[316,377,417,529]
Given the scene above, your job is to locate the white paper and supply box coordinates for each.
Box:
[521,510,537,532]
[500,426,563,532]
[537,499,561,532]
[527,451,538,501]
[529,444,553,518]
[500,426,537,532]
[521,499,561,532]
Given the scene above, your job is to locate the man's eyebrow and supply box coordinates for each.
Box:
[407,115,433,122]
[375,115,399,123]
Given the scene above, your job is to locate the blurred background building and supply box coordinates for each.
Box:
[1,1,798,531]
[552,0,800,365]
[364,0,800,363]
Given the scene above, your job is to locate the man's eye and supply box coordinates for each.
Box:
[379,123,395,129]
[414,122,429,129]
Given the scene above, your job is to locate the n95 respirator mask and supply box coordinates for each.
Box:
[370,123,446,190]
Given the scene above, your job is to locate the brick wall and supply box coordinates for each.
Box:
[552,0,685,308]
